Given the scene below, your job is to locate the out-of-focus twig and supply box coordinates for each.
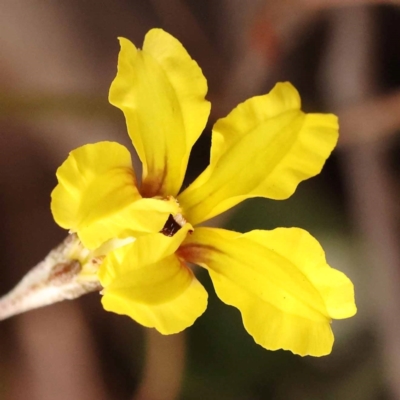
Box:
[304,0,400,9]
[0,94,112,119]
[214,0,319,117]
[133,330,186,400]
[322,6,400,399]
[149,0,225,89]
[11,302,109,400]
[337,90,400,147]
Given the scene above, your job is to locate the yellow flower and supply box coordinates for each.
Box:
[51,29,356,356]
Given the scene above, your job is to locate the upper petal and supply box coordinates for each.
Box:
[109,29,211,197]
[179,227,356,356]
[178,83,338,225]
[99,225,208,334]
[51,142,179,250]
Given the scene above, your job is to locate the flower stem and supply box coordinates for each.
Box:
[0,235,101,321]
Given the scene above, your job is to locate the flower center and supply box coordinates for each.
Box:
[160,213,187,237]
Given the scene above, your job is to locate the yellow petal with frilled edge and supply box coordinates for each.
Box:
[109,29,211,198]
[179,83,338,225]
[99,225,208,334]
[51,142,179,250]
[179,227,356,356]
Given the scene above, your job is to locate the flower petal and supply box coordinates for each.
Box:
[109,29,211,197]
[179,227,356,356]
[99,225,208,334]
[179,83,338,225]
[51,142,179,250]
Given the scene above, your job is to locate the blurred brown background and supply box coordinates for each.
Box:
[1,1,400,399]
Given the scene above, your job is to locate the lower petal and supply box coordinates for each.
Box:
[179,227,356,356]
[99,226,208,334]
[102,270,207,335]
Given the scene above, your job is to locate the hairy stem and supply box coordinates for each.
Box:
[0,234,101,321]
